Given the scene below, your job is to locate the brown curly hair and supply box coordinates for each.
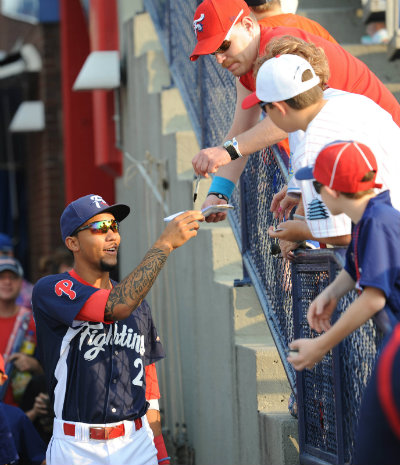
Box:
[255,35,330,87]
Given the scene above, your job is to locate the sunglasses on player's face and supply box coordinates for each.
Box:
[211,39,231,55]
[75,219,120,235]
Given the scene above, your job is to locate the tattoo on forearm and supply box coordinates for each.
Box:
[104,247,168,321]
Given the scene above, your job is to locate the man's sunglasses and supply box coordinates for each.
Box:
[211,40,231,55]
[258,101,270,114]
[75,219,120,235]
[313,181,323,195]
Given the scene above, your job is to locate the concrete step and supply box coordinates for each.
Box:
[299,0,361,9]
[259,412,299,465]
[343,43,400,101]
[298,7,365,44]
[234,284,297,464]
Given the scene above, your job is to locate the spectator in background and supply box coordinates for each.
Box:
[0,233,33,309]
[0,257,42,408]
[0,354,46,465]
[38,247,73,277]
[245,0,334,42]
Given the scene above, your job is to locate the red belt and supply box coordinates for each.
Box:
[63,418,142,440]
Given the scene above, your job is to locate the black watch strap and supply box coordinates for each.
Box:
[223,143,240,161]
[207,192,229,202]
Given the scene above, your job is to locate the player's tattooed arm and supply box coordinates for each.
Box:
[105,247,168,321]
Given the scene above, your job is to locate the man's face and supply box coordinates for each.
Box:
[74,213,121,272]
[0,270,22,302]
[212,22,259,77]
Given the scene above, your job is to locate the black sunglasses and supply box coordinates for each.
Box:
[313,181,324,195]
[211,40,231,55]
[258,101,270,114]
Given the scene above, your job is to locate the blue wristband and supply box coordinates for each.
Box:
[208,176,235,200]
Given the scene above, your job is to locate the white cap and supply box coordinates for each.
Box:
[255,54,320,103]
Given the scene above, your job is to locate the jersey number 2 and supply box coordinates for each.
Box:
[132,358,143,386]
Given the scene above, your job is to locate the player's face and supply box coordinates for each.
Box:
[0,271,22,302]
[212,21,259,77]
[75,213,120,271]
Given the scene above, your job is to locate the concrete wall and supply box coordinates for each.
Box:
[115,8,243,464]
[114,4,298,464]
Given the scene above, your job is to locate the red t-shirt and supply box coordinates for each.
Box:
[239,26,400,127]
[259,13,337,44]
[0,308,36,406]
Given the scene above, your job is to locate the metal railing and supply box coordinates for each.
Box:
[144,1,388,462]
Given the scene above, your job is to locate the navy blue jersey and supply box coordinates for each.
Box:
[345,191,400,321]
[1,402,46,465]
[32,270,165,424]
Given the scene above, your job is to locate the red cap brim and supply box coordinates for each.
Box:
[190,31,227,61]
[241,92,261,109]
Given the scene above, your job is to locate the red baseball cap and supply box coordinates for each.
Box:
[190,0,251,61]
[295,141,383,193]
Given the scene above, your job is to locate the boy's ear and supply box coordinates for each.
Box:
[271,101,287,115]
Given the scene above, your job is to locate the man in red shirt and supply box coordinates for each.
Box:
[0,257,40,406]
[190,0,400,222]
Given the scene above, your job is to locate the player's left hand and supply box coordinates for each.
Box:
[9,353,43,374]
[287,338,326,371]
[192,146,231,177]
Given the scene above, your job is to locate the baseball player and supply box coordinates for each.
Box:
[246,54,400,249]
[189,0,400,223]
[32,194,204,465]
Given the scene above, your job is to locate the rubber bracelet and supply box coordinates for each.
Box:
[208,176,235,200]
[208,192,229,202]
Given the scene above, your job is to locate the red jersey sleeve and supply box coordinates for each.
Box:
[145,363,161,400]
[75,289,112,323]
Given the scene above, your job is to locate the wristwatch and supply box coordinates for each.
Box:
[207,192,229,202]
[223,137,243,161]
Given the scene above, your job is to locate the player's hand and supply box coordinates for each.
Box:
[307,292,338,333]
[287,338,326,371]
[192,146,231,177]
[9,353,43,374]
[201,195,228,223]
[158,211,204,250]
